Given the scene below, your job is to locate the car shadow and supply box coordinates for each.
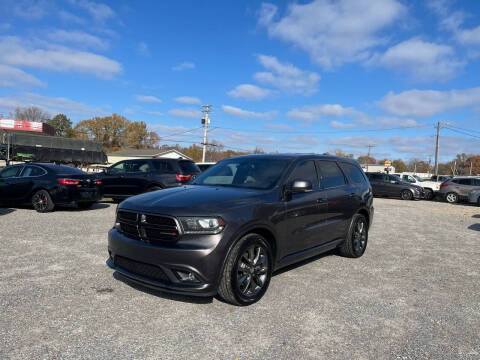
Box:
[112,272,214,304]
[0,208,15,216]
[468,223,480,231]
[273,249,336,277]
[472,214,480,218]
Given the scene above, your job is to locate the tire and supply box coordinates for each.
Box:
[424,189,434,200]
[338,214,368,258]
[477,197,480,207]
[445,192,458,203]
[78,202,95,209]
[218,233,273,306]
[32,190,55,213]
[401,190,413,200]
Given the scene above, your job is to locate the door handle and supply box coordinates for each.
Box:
[316,198,327,203]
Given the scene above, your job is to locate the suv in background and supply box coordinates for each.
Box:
[430,175,452,182]
[107,154,373,305]
[366,172,424,200]
[100,158,201,201]
[439,176,480,203]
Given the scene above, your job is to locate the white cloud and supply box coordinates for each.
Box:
[172,61,195,71]
[379,87,480,117]
[168,108,202,118]
[0,93,105,118]
[0,64,45,87]
[287,135,319,146]
[330,120,354,128]
[222,105,276,119]
[12,0,49,19]
[369,38,464,81]
[48,30,108,50]
[135,95,162,103]
[456,25,480,46]
[138,41,150,56]
[174,96,201,104]
[72,0,115,22]
[0,36,122,78]
[258,0,406,69]
[287,104,360,121]
[265,123,293,131]
[227,84,273,100]
[254,55,319,95]
[58,10,85,24]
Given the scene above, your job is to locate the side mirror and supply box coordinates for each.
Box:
[290,180,313,193]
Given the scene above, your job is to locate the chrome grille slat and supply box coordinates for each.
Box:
[117,211,179,244]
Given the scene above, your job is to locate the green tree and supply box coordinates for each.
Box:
[47,113,74,137]
[357,155,376,164]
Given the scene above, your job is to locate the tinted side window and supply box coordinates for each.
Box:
[110,161,126,174]
[130,160,150,172]
[458,179,472,185]
[288,160,318,189]
[473,179,480,186]
[451,179,460,184]
[178,160,200,174]
[21,166,46,177]
[340,163,365,184]
[1,166,21,178]
[317,161,346,189]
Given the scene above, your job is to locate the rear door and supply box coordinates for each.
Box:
[316,160,352,242]
[283,159,328,254]
[457,178,475,197]
[367,173,385,195]
[124,159,151,194]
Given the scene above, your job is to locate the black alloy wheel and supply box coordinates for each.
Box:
[338,214,368,258]
[401,190,413,200]
[218,234,272,306]
[32,190,55,213]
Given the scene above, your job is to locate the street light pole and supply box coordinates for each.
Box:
[201,105,212,163]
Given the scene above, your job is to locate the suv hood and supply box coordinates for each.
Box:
[119,185,268,215]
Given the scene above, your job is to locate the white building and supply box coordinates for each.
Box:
[106,148,192,164]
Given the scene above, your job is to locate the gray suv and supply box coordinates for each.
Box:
[439,176,480,203]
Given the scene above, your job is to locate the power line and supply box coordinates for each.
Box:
[443,126,480,140]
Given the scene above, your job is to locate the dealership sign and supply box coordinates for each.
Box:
[0,119,54,135]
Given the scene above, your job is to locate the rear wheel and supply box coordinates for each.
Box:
[338,214,368,258]
[32,190,55,213]
[401,190,413,200]
[218,233,272,306]
[424,189,434,200]
[446,192,458,203]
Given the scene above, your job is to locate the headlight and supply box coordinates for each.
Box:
[178,216,225,234]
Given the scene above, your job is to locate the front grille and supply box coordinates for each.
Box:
[114,255,169,282]
[117,210,180,245]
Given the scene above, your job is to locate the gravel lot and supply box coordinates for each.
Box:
[1,198,479,359]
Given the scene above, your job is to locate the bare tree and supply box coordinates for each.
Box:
[14,106,51,122]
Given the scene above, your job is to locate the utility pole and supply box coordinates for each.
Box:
[470,161,473,176]
[366,144,375,172]
[434,121,440,177]
[201,105,212,163]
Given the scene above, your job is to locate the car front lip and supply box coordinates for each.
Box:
[107,228,225,296]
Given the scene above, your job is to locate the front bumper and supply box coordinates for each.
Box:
[107,229,225,296]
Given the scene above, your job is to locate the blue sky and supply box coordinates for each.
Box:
[0,0,480,161]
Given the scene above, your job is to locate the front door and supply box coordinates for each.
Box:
[0,165,24,202]
[282,160,328,255]
[102,161,128,196]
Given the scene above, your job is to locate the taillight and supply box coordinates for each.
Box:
[57,178,80,186]
[95,179,102,185]
[440,183,448,188]
[176,174,192,181]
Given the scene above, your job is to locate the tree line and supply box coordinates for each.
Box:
[8,106,480,174]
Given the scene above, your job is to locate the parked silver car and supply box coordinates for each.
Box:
[439,176,480,203]
[468,188,480,206]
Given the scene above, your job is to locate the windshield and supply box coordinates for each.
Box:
[413,175,424,182]
[192,158,290,190]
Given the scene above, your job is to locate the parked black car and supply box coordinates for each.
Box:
[0,163,102,212]
[366,172,424,200]
[107,154,374,305]
[99,158,201,201]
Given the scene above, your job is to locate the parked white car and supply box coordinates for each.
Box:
[392,173,440,200]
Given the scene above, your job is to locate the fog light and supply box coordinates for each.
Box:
[175,270,199,283]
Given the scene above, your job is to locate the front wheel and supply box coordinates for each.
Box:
[446,192,458,203]
[401,190,413,200]
[338,214,368,258]
[218,234,273,306]
[32,190,55,213]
